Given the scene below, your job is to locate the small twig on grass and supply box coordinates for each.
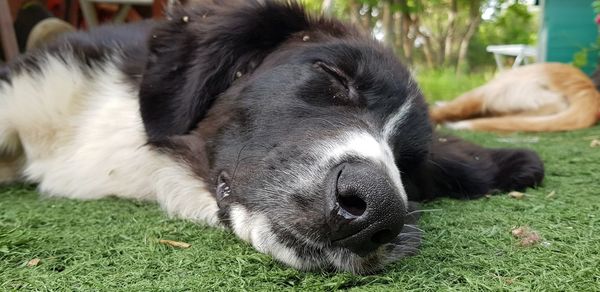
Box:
[159,239,191,249]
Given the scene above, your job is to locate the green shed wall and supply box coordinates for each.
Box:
[540,0,598,74]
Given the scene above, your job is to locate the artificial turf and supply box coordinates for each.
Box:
[1,72,600,290]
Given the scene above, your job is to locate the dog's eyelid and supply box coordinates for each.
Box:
[314,61,352,88]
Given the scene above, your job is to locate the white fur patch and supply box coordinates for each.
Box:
[154,163,220,226]
[481,71,568,114]
[229,205,315,270]
[229,205,253,242]
[0,53,219,226]
[382,98,414,142]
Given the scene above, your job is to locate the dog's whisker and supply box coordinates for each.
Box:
[403,225,425,233]
[406,209,443,215]
[398,231,423,236]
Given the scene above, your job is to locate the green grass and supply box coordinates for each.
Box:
[416,68,493,102]
[2,70,600,290]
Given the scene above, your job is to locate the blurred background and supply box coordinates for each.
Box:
[299,0,599,101]
[1,0,599,101]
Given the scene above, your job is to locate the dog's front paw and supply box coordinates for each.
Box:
[491,149,544,191]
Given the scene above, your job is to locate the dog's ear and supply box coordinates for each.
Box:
[139,0,349,143]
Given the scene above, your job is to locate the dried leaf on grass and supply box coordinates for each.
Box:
[159,239,191,249]
[511,226,543,247]
[26,258,40,267]
[519,232,541,247]
[511,227,526,237]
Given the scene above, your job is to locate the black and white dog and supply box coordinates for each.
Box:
[0,0,543,273]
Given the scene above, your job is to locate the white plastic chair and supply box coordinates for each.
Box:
[486,44,537,71]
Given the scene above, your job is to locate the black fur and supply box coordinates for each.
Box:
[139,1,352,143]
[130,2,544,270]
[404,136,544,201]
[131,0,544,206]
[13,3,53,52]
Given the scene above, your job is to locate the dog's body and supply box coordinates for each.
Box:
[0,1,544,273]
[431,63,600,132]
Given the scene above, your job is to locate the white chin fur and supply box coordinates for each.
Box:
[228,205,320,270]
[227,204,416,273]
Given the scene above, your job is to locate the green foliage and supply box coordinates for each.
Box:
[299,0,352,20]
[573,48,590,68]
[298,0,322,12]
[415,68,492,102]
[296,1,540,71]
[593,0,600,13]
[572,0,600,69]
[490,3,537,44]
[468,2,539,70]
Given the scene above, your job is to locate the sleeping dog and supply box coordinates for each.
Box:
[431,63,600,132]
[0,0,543,273]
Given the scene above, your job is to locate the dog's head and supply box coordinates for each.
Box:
[139,0,431,273]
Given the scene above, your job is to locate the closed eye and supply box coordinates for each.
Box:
[314,61,361,104]
[314,61,351,89]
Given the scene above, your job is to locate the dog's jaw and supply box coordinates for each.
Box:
[227,203,422,273]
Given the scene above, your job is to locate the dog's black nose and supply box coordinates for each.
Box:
[327,162,406,256]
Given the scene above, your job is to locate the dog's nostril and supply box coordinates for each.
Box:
[371,229,396,244]
[337,192,367,217]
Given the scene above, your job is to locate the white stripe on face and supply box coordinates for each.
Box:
[382,97,414,142]
[317,131,407,204]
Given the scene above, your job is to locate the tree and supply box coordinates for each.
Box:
[457,0,483,70]
[444,0,458,65]
[301,0,537,72]
[468,1,539,70]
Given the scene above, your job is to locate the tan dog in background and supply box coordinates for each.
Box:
[431,63,600,132]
